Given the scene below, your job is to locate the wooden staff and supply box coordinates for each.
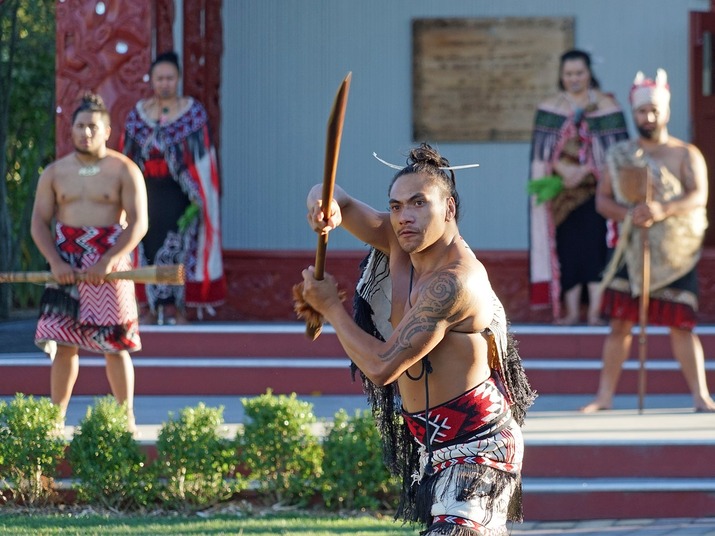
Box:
[0,264,185,285]
[305,72,352,340]
[637,168,652,414]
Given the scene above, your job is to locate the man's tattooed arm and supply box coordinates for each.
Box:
[379,269,464,362]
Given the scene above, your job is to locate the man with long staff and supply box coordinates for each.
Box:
[30,93,148,432]
[582,69,715,414]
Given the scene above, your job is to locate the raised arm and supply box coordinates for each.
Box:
[307,183,392,254]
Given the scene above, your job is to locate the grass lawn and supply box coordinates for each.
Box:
[0,511,416,535]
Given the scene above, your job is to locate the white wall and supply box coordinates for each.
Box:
[220,0,711,251]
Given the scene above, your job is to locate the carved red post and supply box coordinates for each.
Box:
[55,0,153,155]
[56,0,221,162]
[183,0,223,157]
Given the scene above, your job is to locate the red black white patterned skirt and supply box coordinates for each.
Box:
[35,223,141,357]
[601,265,699,330]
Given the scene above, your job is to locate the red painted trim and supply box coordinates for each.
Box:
[214,249,715,324]
[524,490,715,521]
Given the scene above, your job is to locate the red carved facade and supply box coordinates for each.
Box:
[182,0,223,153]
[55,0,152,154]
[212,249,715,325]
[155,0,175,55]
[213,250,552,323]
[55,0,222,157]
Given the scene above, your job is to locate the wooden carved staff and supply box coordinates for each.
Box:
[305,72,352,340]
[616,164,652,414]
[0,264,185,285]
[637,167,653,414]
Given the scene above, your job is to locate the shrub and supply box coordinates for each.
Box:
[68,396,154,509]
[321,409,399,511]
[238,391,323,507]
[155,403,243,510]
[0,394,65,505]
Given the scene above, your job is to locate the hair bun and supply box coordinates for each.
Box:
[407,142,449,169]
[151,50,182,73]
[81,92,105,108]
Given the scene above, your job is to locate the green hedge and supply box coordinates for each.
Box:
[0,392,399,512]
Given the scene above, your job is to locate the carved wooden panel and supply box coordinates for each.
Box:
[55,0,152,155]
[413,17,574,142]
[215,250,715,324]
[154,0,175,56]
[183,0,223,156]
[216,250,548,323]
[56,0,222,164]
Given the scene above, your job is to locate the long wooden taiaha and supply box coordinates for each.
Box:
[638,167,653,414]
[0,264,185,285]
[305,72,352,340]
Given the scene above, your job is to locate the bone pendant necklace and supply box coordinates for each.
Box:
[75,153,102,177]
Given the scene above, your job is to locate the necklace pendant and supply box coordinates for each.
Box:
[78,164,101,177]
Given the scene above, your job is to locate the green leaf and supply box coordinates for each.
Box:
[177,203,200,233]
[528,175,564,204]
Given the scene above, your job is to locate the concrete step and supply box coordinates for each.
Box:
[3,353,714,396]
[2,323,714,396]
[521,405,715,520]
[522,478,715,521]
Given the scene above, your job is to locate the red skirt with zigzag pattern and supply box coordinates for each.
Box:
[35,223,141,357]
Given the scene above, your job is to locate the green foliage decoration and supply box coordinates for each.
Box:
[68,397,154,510]
[0,394,65,505]
[320,409,399,511]
[527,174,564,204]
[156,403,244,510]
[238,390,323,507]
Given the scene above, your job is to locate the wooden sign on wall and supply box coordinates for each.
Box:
[412,17,574,142]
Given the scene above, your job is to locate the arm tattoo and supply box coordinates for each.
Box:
[379,271,462,362]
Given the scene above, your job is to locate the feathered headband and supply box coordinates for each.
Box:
[630,68,670,111]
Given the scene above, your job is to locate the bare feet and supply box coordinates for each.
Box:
[173,313,189,325]
[694,396,715,413]
[159,304,188,325]
[587,317,607,326]
[139,305,156,325]
[555,316,580,326]
[580,399,612,413]
[126,410,138,436]
[51,419,67,439]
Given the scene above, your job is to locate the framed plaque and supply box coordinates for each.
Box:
[412,17,574,142]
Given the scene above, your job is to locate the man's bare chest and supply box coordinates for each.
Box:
[55,175,120,205]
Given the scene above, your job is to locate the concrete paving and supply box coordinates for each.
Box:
[512,517,715,535]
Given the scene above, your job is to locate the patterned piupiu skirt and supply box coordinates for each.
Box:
[35,223,141,358]
[402,373,524,535]
[601,264,699,330]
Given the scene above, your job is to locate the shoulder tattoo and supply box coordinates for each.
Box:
[379,270,463,362]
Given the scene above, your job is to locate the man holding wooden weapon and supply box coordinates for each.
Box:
[582,69,715,413]
[29,93,148,432]
[297,141,535,534]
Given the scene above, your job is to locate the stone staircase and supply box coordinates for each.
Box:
[1,320,714,521]
[5,323,714,397]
